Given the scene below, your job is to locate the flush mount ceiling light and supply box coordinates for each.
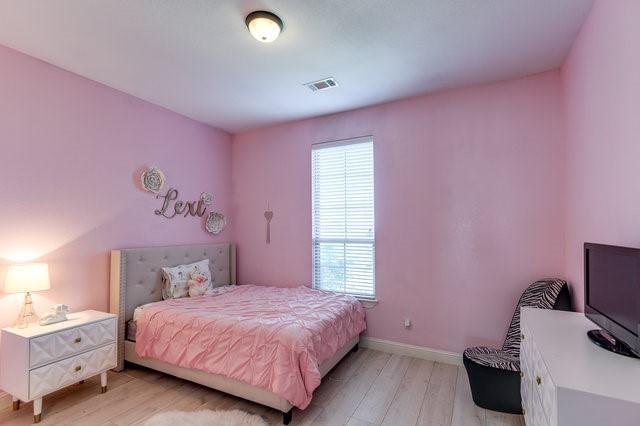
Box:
[245,11,283,43]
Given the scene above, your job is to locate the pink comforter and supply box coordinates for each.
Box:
[135,285,366,408]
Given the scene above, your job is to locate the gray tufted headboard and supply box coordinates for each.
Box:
[109,242,236,370]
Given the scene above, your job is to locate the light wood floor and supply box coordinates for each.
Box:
[0,348,523,426]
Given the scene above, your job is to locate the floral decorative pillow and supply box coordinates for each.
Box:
[187,270,212,297]
[161,259,212,299]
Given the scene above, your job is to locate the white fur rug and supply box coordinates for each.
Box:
[144,409,268,426]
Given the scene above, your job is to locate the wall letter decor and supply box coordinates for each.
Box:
[138,167,226,235]
[154,188,207,219]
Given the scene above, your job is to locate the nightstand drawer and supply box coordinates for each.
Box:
[29,318,116,368]
[29,343,116,399]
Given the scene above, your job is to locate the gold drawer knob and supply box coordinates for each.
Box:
[75,365,82,372]
[520,371,524,378]
[536,376,541,385]
[75,337,82,343]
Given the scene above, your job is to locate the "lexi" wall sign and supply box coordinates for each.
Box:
[155,188,208,218]
[139,166,226,235]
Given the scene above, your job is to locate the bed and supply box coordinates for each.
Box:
[109,242,364,424]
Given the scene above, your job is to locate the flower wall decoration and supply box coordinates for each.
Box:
[141,167,166,193]
[200,192,213,205]
[205,211,226,235]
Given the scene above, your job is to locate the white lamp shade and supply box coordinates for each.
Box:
[4,263,51,293]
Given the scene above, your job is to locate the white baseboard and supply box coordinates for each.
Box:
[360,337,463,366]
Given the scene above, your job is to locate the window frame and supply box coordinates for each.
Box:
[311,135,376,300]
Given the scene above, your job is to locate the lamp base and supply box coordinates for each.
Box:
[15,292,39,329]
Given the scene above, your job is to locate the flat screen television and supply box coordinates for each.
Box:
[584,243,640,358]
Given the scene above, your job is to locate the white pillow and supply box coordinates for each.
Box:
[161,259,211,299]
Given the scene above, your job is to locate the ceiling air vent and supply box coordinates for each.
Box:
[305,77,339,92]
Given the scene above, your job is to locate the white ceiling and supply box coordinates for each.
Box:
[0,0,594,133]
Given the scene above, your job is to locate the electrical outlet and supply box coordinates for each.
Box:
[404,318,411,328]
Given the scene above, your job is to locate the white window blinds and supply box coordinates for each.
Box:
[312,137,375,299]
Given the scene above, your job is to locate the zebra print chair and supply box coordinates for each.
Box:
[463,279,571,414]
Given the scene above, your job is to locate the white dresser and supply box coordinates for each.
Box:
[0,310,117,423]
[520,307,640,426]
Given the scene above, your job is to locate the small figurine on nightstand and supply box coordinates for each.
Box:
[39,304,70,326]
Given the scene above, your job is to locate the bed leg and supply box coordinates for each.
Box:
[282,409,293,425]
[352,342,359,352]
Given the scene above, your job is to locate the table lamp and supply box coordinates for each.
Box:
[4,263,51,328]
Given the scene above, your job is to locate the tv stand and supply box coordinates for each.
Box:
[587,329,640,359]
[521,308,640,426]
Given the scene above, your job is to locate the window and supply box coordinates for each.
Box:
[312,136,375,299]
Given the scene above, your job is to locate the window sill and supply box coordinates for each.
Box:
[357,298,378,308]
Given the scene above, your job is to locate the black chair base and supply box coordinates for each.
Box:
[463,354,522,414]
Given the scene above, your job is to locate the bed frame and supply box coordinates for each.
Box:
[109,242,358,424]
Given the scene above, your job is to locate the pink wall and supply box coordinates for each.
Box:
[232,71,566,352]
[561,0,640,311]
[0,45,233,328]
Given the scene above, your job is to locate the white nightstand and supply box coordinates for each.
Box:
[0,310,117,423]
